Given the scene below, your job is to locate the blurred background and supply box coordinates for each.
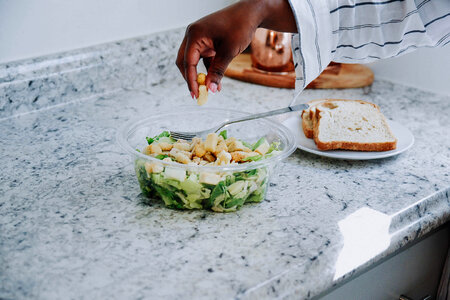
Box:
[1,0,448,94]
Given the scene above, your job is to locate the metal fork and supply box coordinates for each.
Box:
[170,103,309,141]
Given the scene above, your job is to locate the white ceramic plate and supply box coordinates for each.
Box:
[282,116,414,160]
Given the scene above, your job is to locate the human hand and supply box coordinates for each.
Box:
[176,0,297,99]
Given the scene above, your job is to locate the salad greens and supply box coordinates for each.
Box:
[251,137,266,151]
[218,130,227,140]
[155,154,171,160]
[136,160,269,212]
[146,131,176,145]
[135,130,281,212]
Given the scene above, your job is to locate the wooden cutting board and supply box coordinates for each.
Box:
[224,53,374,89]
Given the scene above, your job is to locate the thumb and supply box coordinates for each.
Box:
[206,51,233,93]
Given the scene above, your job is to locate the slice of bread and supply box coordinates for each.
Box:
[301,108,315,138]
[301,99,327,138]
[313,100,397,151]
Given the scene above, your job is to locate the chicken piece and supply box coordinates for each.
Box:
[162,157,172,162]
[199,172,221,185]
[144,162,163,174]
[230,151,255,162]
[173,142,191,151]
[225,137,236,147]
[170,147,191,158]
[197,85,208,106]
[192,157,202,164]
[247,151,261,158]
[190,137,202,150]
[204,133,219,153]
[169,147,179,156]
[193,142,206,158]
[227,140,251,152]
[144,143,162,155]
[216,150,232,165]
[158,142,173,151]
[213,140,228,155]
[255,140,270,155]
[172,152,191,164]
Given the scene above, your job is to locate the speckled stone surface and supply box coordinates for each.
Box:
[0,28,183,119]
[1,30,450,300]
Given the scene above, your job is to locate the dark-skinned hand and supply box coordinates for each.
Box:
[176,0,297,99]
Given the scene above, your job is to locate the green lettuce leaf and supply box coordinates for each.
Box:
[243,155,263,162]
[252,137,266,151]
[219,130,227,140]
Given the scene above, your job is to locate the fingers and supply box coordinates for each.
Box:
[177,23,226,98]
[176,37,187,80]
[205,50,233,93]
[203,57,222,93]
[203,57,212,71]
[184,37,201,98]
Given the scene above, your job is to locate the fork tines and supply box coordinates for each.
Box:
[169,131,196,141]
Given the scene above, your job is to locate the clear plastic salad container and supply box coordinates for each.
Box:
[117,107,296,212]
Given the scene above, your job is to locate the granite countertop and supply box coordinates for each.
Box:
[1,29,449,300]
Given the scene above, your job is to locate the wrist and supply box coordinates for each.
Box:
[253,0,297,33]
[239,0,270,29]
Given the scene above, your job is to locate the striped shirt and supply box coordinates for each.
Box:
[288,0,450,91]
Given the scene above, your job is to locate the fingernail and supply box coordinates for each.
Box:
[209,82,218,93]
[190,91,195,99]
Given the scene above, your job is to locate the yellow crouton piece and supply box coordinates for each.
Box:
[204,152,216,162]
[197,73,206,85]
[193,142,206,158]
[205,133,219,153]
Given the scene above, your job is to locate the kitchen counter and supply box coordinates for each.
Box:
[1,29,449,299]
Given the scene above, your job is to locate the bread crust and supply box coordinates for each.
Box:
[301,99,328,139]
[314,139,397,151]
[313,99,398,152]
[301,110,314,138]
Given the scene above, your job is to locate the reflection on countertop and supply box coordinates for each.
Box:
[334,207,391,280]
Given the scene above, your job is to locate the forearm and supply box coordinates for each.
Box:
[175,0,298,96]
[226,0,297,33]
[256,0,298,33]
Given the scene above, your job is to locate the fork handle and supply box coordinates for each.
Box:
[222,103,309,128]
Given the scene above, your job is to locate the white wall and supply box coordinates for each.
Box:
[367,47,450,96]
[0,0,231,63]
[0,1,448,95]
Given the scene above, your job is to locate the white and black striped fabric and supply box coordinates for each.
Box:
[288,0,450,91]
